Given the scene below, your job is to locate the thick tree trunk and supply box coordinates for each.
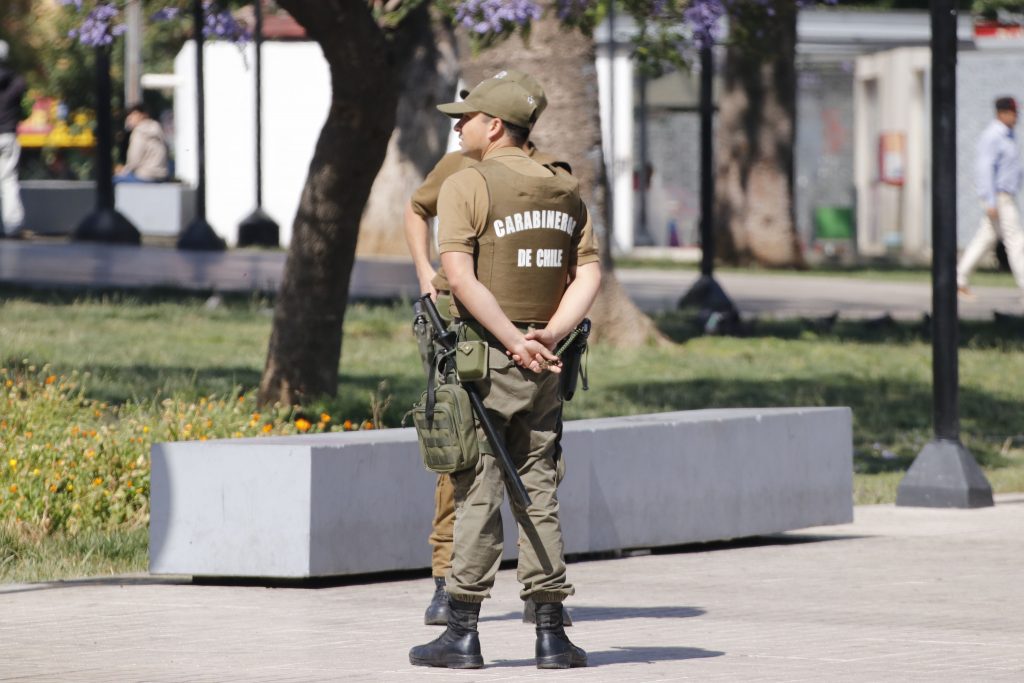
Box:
[356,5,460,257]
[715,2,805,268]
[259,0,398,405]
[461,1,667,346]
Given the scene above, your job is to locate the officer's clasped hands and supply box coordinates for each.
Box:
[508,335,562,374]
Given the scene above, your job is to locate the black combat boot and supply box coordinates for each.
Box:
[523,597,573,626]
[409,598,484,669]
[534,602,587,669]
[424,577,449,625]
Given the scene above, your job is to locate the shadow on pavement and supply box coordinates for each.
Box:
[0,574,190,595]
[490,645,724,668]
[481,605,705,624]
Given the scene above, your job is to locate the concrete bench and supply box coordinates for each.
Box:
[19,180,196,237]
[20,180,95,235]
[149,407,853,578]
[114,182,196,237]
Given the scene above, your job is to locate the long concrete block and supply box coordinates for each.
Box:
[115,183,196,237]
[149,407,853,578]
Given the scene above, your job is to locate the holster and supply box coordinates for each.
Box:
[558,318,591,402]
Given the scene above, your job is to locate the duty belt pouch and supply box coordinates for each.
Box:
[411,382,480,474]
[455,340,489,382]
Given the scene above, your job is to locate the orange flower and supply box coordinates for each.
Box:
[8,484,16,493]
[92,477,103,486]
[320,413,331,423]
[261,423,273,434]
[295,418,312,432]
[343,419,353,430]
[364,421,374,430]
[45,375,57,385]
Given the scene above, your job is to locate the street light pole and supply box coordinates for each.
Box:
[73,44,140,244]
[896,0,992,508]
[237,0,279,247]
[679,43,736,324]
[178,0,226,250]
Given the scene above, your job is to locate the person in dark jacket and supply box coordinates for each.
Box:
[0,39,26,237]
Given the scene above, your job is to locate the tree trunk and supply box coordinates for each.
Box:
[715,2,804,268]
[461,1,667,346]
[356,5,460,257]
[259,0,398,405]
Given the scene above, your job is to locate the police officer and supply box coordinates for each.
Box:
[403,70,573,627]
[409,72,600,669]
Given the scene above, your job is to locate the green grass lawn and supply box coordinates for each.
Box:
[2,288,1023,582]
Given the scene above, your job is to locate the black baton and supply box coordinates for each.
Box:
[418,294,532,509]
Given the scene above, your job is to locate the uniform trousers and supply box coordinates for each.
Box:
[957,193,1024,291]
[446,347,573,604]
[0,133,24,234]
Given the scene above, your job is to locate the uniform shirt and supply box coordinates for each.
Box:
[437,147,599,321]
[976,119,1022,207]
[410,144,569,291]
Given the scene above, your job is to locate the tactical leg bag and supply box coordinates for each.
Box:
[411,382,480,474]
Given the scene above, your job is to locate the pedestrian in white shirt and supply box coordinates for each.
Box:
[957,96,1024,299]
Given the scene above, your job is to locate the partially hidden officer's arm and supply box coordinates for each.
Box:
[403,203,438,299]
[404,152,470,300]
[437,169,562,374]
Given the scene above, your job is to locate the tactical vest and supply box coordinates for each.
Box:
[453,158,586,323]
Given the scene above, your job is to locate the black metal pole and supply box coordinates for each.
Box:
[679,43,736,326]
[635,71,653,246]
[178,0,226,250]
[604,0,616,267]
[699,43,715,278]
[237,0,280,247]
[255,0,264,208]
[194,0,207,223]
[896,0,992,508]
[95,45,115,213]
[73,45,140,244]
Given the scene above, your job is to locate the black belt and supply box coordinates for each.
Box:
[458,319,546,354]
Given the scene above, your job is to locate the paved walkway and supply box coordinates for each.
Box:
[2,240,1023,319]
[2,494,1022,681]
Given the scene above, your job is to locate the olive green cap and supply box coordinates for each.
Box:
[438,70,546,130]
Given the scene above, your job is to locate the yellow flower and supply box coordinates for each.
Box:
[199,436,208,442]
[7,459,16,469]
[67,483,74,491]
[295,418,312,432]
[261,423,273,434]
[320,413,331,423]
[85,449,95,459]
[142,426,150,433]
[32,468,40,476]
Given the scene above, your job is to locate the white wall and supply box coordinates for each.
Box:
[853,48,931,258]
[175,41,330,246]
[595,34,636,254]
